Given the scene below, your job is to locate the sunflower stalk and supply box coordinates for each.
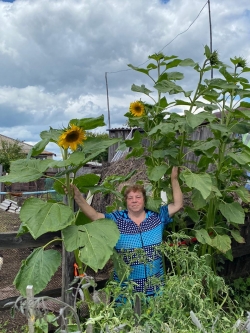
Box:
[62,144,94,306]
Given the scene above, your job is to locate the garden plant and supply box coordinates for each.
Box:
[1,45,250,332]
[0,115,123,297]
[7,234,250,332]
[124,46,250,266]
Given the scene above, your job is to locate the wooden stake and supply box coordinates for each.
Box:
[26,285,35,333]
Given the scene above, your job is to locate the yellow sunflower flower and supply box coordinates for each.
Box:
[58,124,87,151]
[129,101,145,117]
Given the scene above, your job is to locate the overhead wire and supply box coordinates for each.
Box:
[106,1,208,75]
[158,1,208,54]
[105,0,209,129]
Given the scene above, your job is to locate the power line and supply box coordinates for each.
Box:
[106,1,208,75]
[158,1,208,53]
[105,1,210,129]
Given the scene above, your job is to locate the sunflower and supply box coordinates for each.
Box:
[58,124,87,151]
[129,101,145,117]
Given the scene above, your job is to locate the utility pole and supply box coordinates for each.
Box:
[105,72,111,133]
[208,0,213,79]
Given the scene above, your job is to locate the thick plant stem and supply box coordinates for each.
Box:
[201,198,215,257]
[178,61,208,163]
[63,148,93,307]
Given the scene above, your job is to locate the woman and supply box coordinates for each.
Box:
[71,166,183,296]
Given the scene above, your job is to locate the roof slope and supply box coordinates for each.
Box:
[0,134,55,156]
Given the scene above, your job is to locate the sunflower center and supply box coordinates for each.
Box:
[66,131,80,142]
[135,106,142,112]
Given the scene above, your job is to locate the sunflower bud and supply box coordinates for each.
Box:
[209,51,219,66]
[234,57,247,69]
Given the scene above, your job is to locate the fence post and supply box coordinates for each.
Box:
[26,285,35,333]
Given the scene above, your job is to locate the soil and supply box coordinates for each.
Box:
[0,310,28,332]
[0,208,29,331]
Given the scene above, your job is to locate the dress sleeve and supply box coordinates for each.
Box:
[159,205,173,226]
[104,212,116,221]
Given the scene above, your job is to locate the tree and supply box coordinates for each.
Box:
[0,139,26,172]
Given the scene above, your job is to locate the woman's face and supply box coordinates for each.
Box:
[126,190,145,213]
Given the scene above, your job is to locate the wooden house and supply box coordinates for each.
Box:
[0,134,56,159]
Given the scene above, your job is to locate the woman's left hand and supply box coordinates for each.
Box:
[171,166,179,180]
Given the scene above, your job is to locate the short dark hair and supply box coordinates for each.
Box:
[124,184,147,204]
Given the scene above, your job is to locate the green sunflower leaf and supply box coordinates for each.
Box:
[147,164,168,182]
[195,229,211,245]
[231,230,245,244]
[210,234,231,253]
[181,171,212,200]
[62,219,120,272]
[0,159,52,183]
[20,198,74,239]
[131,84,153,96]
[40,128,63,141]
[14,248,61,296]
[27,138,51,158]
[70,115,105,130]
[148,123,174,136]
[74,174,100,193]
[185,111,210,129]
[219,202,245,224]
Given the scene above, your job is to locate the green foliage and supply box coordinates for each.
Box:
[0,115,122,296]
[229,277,250,311]
[2,47,250,325]
[14,248,61,296]
[83,131,109,162]
[33,314,59,333]
[0,159,52,183]
[124,46,250,263]
[7,238,250,332]
[20,198,74,239]
[0,139,26,172]
[85,237,245,332]
[62,219,120,272]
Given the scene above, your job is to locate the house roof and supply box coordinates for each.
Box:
[0,134,55,156]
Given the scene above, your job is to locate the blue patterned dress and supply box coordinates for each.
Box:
[105,206,172,296]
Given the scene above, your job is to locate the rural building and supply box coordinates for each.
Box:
[0,134,56,159]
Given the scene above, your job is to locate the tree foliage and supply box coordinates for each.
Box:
[0,139,26,172]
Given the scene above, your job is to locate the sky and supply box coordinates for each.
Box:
[0,0,250,158]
